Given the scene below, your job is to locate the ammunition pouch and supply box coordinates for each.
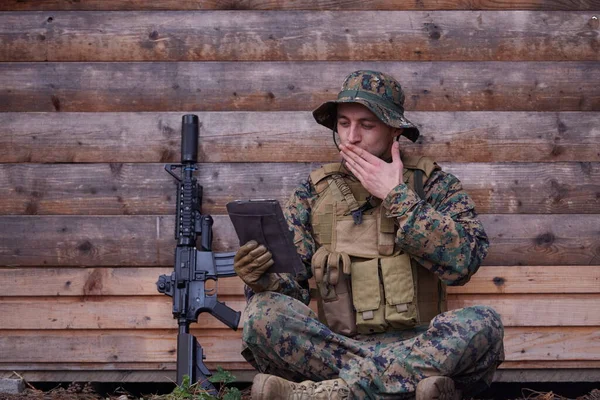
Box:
[311,247,356,336]
[351,253,417,334]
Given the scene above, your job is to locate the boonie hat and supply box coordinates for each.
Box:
[312,70,420,142]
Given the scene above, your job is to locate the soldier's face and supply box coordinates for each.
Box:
[336,103,400,159]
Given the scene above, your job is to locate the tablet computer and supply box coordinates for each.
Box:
[226,199,304,275]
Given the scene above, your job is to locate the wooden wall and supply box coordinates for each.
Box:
[1,0,599,384]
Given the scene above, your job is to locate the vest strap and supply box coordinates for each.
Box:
[330,174,360,212]
[327,252,341,286]
[413,169,426,200]
[312,247,329,284]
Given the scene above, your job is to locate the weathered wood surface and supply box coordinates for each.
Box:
[2,112,599,163]
[2,0,599,11]
[493,368,600,382]
[501,361,600,369]
[447,294,600,326]
[3,265,598,297]
[1,214,599,266]
[0,268,245,296]
[1,62,599,112]
[0,296,246,330]
[4,360,600,372]
[0,330,243,363]
[446,265,600,294]
[1,162,598,215]
[1,11,598,62]
[0,294,594,328]
[5,366,600,383]
[5,367,600,383]
[0,327,597,361]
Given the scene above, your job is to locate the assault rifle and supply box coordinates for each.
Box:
[157,114,241,395]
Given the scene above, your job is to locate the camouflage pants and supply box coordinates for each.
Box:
[241,291,504,399]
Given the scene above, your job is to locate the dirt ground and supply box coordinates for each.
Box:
[0,382,252,400]
[0,382,598,400]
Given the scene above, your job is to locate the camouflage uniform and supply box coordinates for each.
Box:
[240,71,505,398]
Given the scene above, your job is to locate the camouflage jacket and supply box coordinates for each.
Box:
[245,166,489,306]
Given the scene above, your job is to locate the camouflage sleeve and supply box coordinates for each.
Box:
[382,169,489,286]
[283,179,317,279]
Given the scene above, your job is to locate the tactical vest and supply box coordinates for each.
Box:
[309,156,446,336]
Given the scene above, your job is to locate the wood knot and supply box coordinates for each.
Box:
[424,23,441,40]
[51,95,61,112]
[492,277,505,286]
[535,232,555,246]
[109,162,123,177]
[83,269,104,295]
[78,240,93,253]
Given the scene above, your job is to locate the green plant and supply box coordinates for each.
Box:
[164,369,241,400]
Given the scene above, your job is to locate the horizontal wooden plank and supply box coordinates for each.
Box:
[501,361,600,369]
[480,214,600,266]
[502,327,600,361]
[0,296,247,330]
[2,112,598,163]
[0,214,599,266]
[0,329,244,363]
[5,360,600,372]
[1,294,598,329]
[0,162,311,216]
[1,362,179,371]
[2,162,598,215]
[3,265,597,297]
[7,368,600,383]
[447,294,600,326]
[0,370,194,383]
[1,0,599,11]
[442,162,600,214]
[493,368,600,382]
[1,11,598,62]
[446,265,600,294]
[0,327,597,362]
[0,267,244,296]
[7,367,600,383]
[1,62,598,112]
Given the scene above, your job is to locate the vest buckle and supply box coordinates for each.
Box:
[352,209,363,225]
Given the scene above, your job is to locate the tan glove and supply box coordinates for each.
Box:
[233,240,279,293]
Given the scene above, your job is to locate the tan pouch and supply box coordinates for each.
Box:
[380,254,418,329]
[312,248,356,337]
[332,203,380,258]
[351,258,387,334]
[322,270,356,336]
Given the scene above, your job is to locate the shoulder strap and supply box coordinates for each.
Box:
[309,163,346,185]
[310,163,362,214]
[413,170,426,200]
[402,156,439,200]
[329,175,360,212]
[402,155,438,176]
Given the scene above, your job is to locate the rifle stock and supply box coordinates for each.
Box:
[157,114,241,394]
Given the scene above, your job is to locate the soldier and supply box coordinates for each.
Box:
[233,70,505,399]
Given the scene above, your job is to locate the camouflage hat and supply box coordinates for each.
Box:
[312,70,420,142]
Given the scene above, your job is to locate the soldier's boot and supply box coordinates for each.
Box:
[251,373,351,400]
[416,376,461,400]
